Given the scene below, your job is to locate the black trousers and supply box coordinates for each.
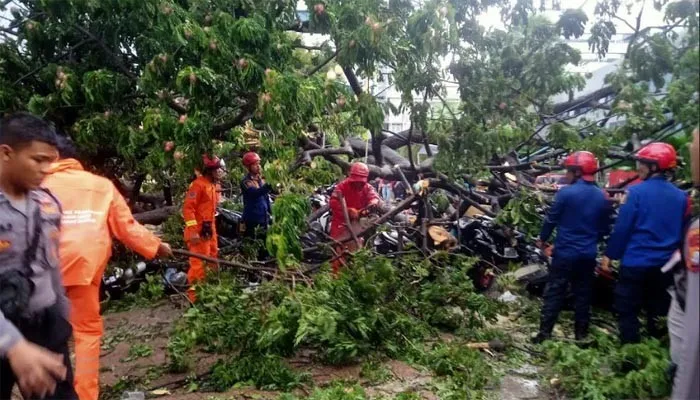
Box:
[0,302,76,400]
[614,266,672,344]
[539,257,597,336]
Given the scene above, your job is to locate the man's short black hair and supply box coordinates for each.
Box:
[56,134,78,160]
[0,112,58,149]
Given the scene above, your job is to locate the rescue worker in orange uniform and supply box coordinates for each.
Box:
[328,162,380,273]
[43,136,173,400]
[183,154,224,301]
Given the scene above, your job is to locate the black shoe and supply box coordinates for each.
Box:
[531,333,551,344]
[574,323,589,342]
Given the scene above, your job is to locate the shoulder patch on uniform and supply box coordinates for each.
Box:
[686,228,700,273]
[188,191,197,199]
[0,240,11,252]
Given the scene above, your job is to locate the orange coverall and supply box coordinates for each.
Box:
[183,175,220,301]
[328,179,380,274]
[43,159,162,400]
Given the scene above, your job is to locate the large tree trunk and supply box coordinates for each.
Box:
[347,138,412,168]
[382,129,429,149]
[133,206,177,225]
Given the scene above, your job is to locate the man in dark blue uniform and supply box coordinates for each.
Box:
[602,142,691,344]
[240,152,272,249]
[533,151,613,343]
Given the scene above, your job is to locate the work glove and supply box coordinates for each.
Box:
[200,221,213,239]
[348,208,360,221]
[156,242,174,258]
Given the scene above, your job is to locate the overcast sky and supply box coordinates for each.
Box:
[2,0,670,33]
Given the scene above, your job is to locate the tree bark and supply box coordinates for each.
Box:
[551,86,615,115]
[382,128,430,149]
[133,206,177,225]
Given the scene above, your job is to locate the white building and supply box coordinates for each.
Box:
[297,0,682,148]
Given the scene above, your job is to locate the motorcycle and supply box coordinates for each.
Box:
[215,207,244,252]
[453,215,522,290]
[100,259,189,301]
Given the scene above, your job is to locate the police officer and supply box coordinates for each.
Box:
[602,142,691,344]
[533,151,613,343]
[241,152,272,246]
[0,113,77,399]
[667,128,699,400]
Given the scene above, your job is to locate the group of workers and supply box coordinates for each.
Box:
[0,109,697,400]
[0,112,273,400]
[534,129,699,399]
[182,150,271,301]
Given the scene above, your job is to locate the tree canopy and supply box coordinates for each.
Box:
[0,0,697,205]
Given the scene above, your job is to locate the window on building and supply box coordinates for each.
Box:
[390,123,403,132]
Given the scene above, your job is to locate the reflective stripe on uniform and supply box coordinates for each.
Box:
[185,220,198,227]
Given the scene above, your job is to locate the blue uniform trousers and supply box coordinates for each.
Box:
[614,266,672,344]
[540,257,596,336]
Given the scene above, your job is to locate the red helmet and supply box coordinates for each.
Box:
[563,151,598,182]
[636,142,677,170]
[348,162,370,183]
[202,154,223,169]
[242,152,261,167]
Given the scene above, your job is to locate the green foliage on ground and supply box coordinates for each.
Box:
[542,332,671,400]
[209,354,309,392]
[277,382,368,400]
[417,342,496,399]
[167,250,504,391]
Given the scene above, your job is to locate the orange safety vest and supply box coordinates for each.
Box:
[43,159,162,286]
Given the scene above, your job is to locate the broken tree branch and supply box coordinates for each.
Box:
[306,48,340,77]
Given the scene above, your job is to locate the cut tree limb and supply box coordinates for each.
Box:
[133,206,177,225]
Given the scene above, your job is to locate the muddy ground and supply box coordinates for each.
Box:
[97,296,550,400]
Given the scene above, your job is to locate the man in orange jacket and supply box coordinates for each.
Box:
[183,154,224,301]
[42,136,173,400]
[329,162,381,273]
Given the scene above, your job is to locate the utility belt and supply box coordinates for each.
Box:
[0,206,42,324]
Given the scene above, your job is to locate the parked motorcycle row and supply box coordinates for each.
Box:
[100,184,618,309]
